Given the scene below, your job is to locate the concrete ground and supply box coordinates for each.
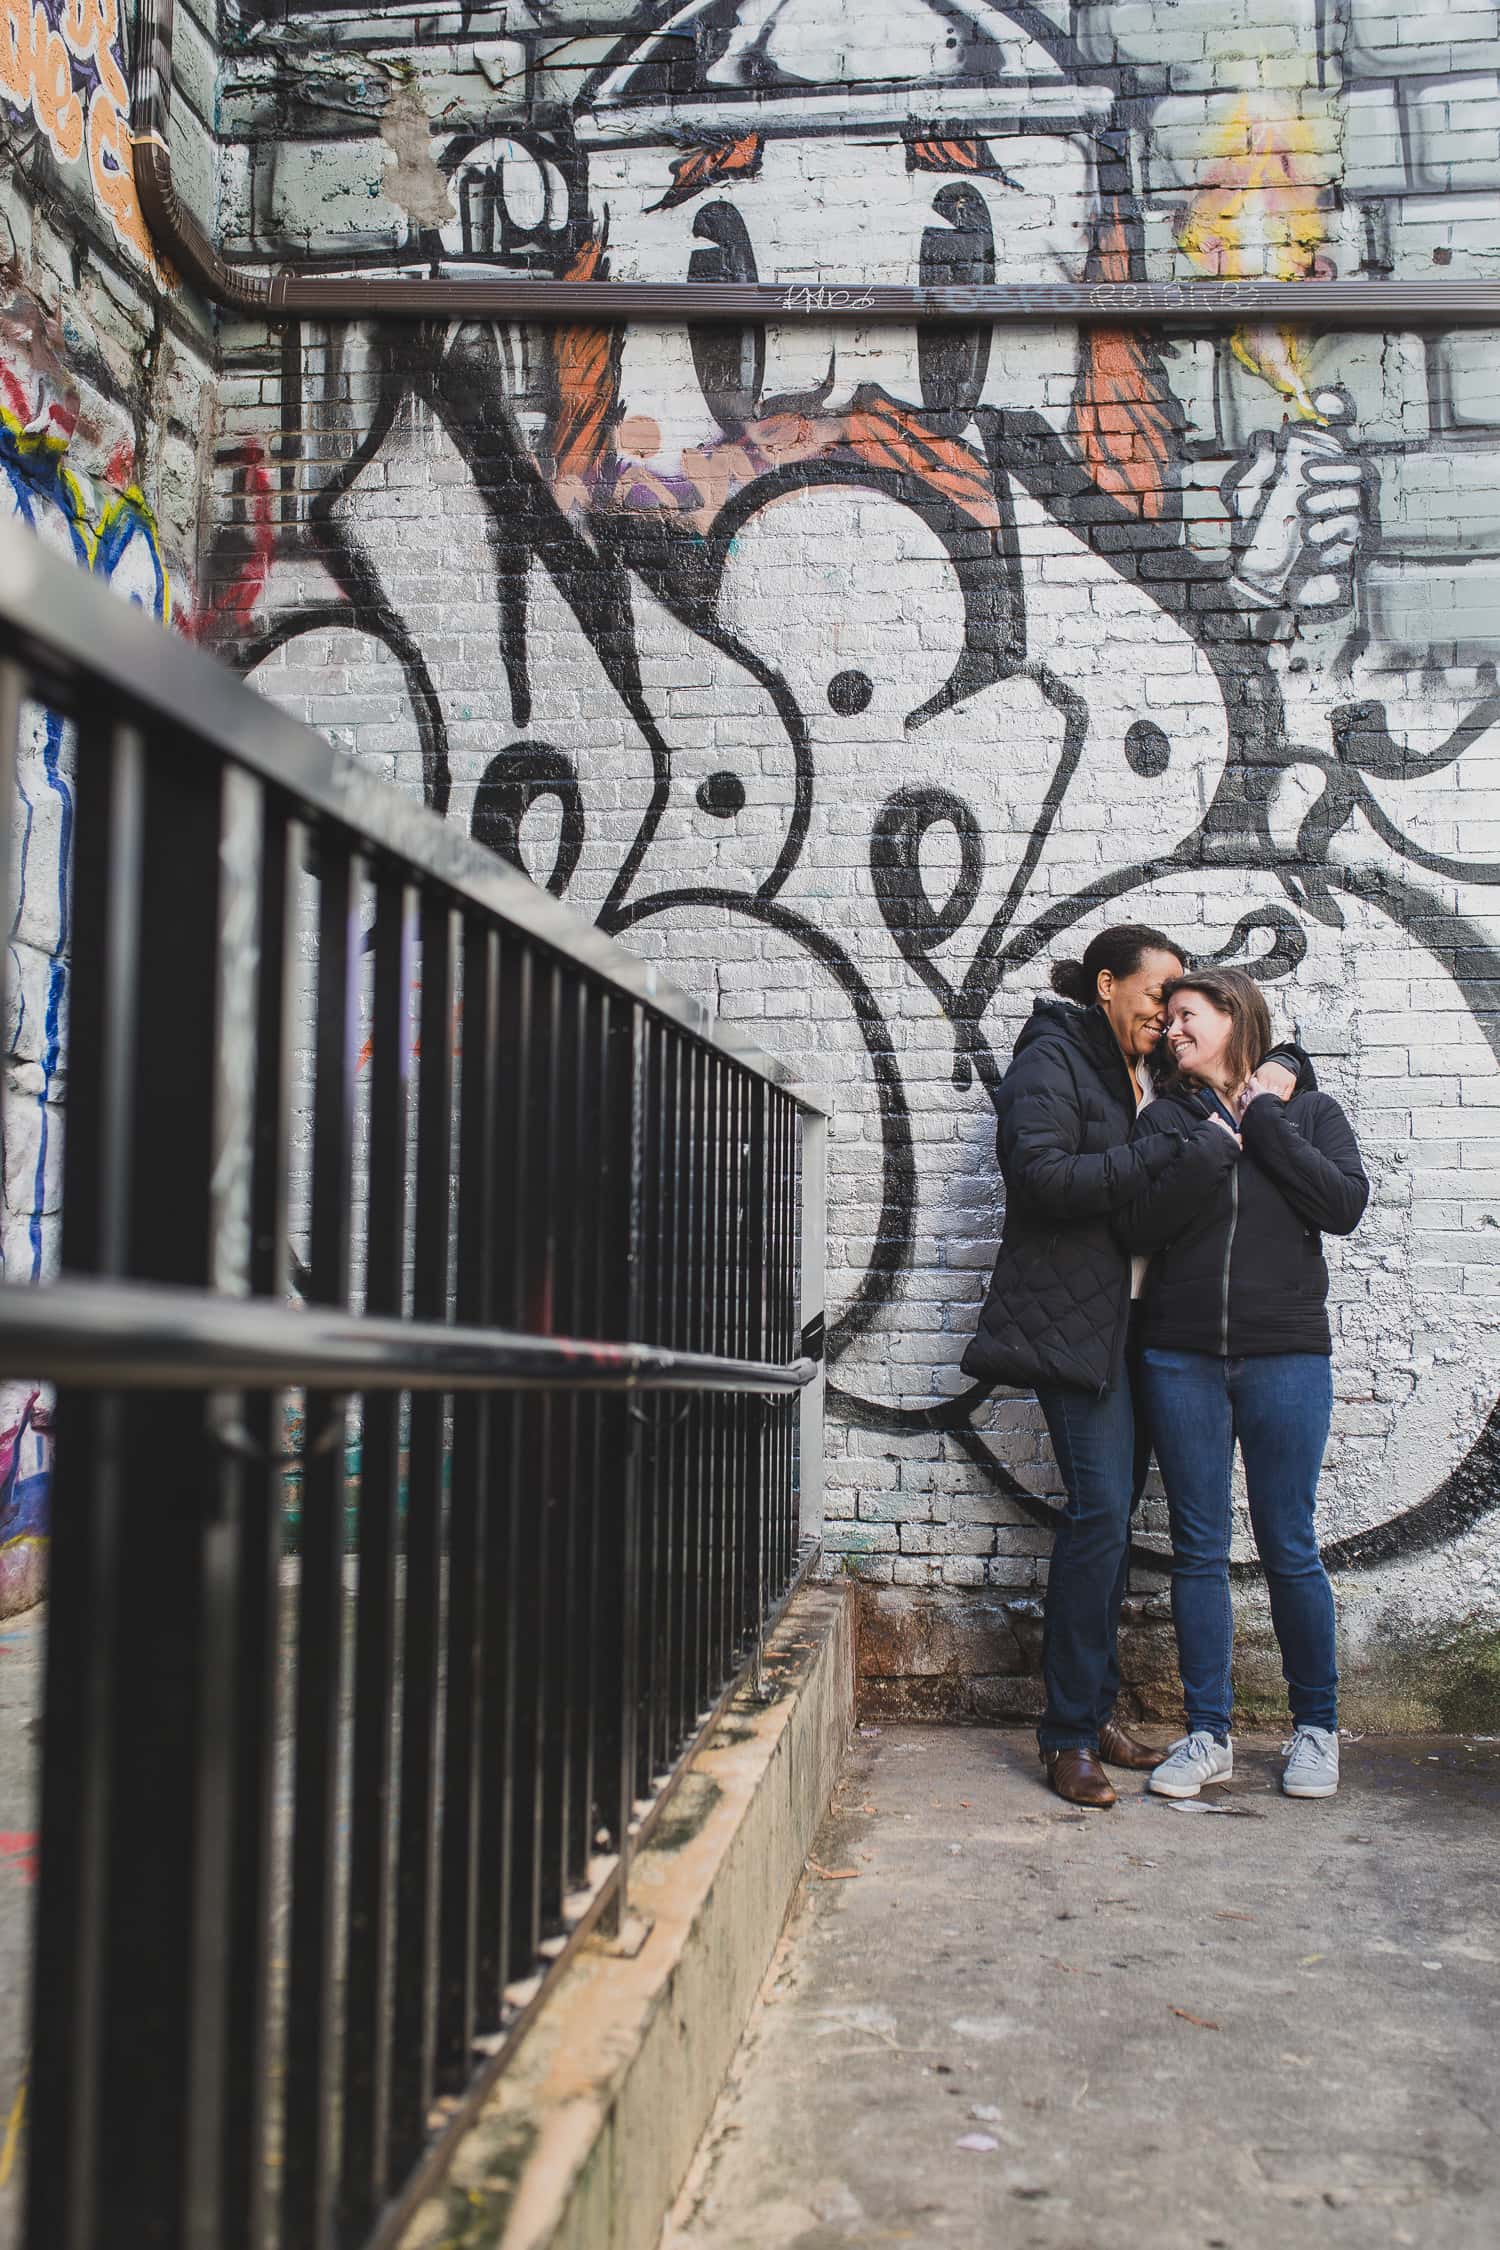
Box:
[663,1724,1500,2250]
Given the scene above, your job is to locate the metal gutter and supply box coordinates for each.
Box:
[132,3,1500,327]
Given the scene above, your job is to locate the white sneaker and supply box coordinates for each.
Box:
[1282,1725,1339,1798]
[1148,1730,1234,1799]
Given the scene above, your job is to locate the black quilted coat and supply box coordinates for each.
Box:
[961,998,1239,1396]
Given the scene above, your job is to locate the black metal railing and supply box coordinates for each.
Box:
[0,525,828,2250]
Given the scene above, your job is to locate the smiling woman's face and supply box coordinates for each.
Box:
[1098,947,1184,1062]
[1165,988,1237,1085]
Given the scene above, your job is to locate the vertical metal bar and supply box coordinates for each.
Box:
[221,796,297,2250]
[579,984,614,1876]
[706,1054,727,1698]
[50,730,230,2250]
[791,1098,805,1575]
[104,737,233,2250]
[782,1093,791,1602]
[632,1018,660,1791]
[27,716,144,2250]
[663,1034,688,1753]
[505,950,550,1980]
[338,870,413,2235]
[744,1080,768,1681]
[692,1045,711,1720]
[586,992,631,1889]
[783,1095,798,1585]
[681,1044,704,1732]
[605,1005,648,1936]
[640,1018,669,1783]
[283,831,361,2250]
[713,1055,729,1684]
[725,1067,744,1668]
[540,967,578,1930]
[728,1068,748,1663]
[564,983,603,1887]
[481,939,530,2002]
[435,918,499,2091]
[389,891,457,2174]
[797,1102,828,1554]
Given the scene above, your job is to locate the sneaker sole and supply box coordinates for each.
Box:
[1148,1767,1233,1799]
[1282,1777,1338,1797]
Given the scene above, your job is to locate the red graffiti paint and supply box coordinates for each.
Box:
[0,1832,37,1885]
[184,442,276,643]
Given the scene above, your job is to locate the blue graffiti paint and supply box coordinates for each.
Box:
[27,712,72,1275]
[1,384,172,1609]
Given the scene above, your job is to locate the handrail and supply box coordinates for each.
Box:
[132,0,1500,328]
[0,523,828,1112]
[0,1276,816,1394]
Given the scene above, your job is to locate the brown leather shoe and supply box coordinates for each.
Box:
[1098,1718,1161,1772]
[1042,1747,1116,1808]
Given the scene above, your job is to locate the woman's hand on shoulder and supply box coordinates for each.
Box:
[1240,1061,1297,1111]
[1207,1111,1242,1147]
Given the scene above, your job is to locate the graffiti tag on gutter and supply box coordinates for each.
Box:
[0,0,157,272]
[773,280,1272,315]
[780,285,879,313]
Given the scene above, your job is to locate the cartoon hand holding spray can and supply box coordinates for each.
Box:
[1225,386,1374,619]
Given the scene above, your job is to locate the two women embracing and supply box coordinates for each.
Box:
[963,925,1370,1809]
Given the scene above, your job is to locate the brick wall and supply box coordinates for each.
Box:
[1,0,222,1609]
[5,3,1499,1712]
[208,0,1500,1718]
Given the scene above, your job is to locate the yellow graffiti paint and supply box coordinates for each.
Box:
[1177,100,1331,419]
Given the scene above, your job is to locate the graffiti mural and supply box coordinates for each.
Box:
[219,1,1500,1611]
[1,295,180,1613]
[0,0,158,269]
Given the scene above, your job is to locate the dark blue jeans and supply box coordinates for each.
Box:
[1141,1349,1337,1738]
[1035,1352,1146,1754]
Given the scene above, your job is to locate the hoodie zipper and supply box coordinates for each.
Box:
[1220,1164,1238,1356]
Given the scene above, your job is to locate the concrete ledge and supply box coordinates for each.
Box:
[399,1583,856,2250]
[854,1585,1500,1733]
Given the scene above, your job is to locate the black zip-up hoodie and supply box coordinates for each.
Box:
[1117,1048,1369,1358]
[962,998,1241,1394]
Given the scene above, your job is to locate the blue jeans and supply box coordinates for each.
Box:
[1141,1349,1337,1738]
[1035,1358,1146,1754]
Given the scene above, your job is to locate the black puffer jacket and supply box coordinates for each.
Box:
[1118,1053,1369,1357]
[962,999,1240,1395]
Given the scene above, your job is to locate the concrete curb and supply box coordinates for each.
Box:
[398,1582,856,2250]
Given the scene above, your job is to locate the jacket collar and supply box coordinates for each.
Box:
[1017,995,1138,1105]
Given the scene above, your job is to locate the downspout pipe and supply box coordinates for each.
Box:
[132,0,1500,328]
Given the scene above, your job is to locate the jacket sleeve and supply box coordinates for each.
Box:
[1238,1091,1370,1234]
[1111,1102,1242,1253]
[994,1047,1183,1222]
[1260,1039,1314,1089]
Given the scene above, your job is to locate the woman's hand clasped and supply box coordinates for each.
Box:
[1236,1060,1298,1119]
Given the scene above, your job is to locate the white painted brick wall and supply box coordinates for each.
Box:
[217,5,1500,1648]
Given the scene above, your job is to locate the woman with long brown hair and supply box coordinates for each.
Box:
[1117,968,1369,1801]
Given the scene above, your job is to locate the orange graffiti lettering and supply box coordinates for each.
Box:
[1,0,156,270]
[30,11,84,163]
[88,79,154,268]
